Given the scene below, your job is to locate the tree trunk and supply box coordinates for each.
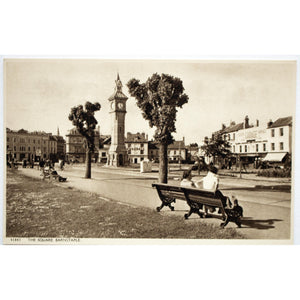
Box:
[85,148,92,179]
[159,142,168,183]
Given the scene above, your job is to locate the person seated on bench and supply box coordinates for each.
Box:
[50,169,67,182]
[180,170,196,188]
[220,197,243,228]
[194,165,230,216]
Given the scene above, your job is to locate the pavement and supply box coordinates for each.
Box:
[16,164,292,241]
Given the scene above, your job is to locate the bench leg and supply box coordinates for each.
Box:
[156,203,165,212]
[220,215,229,228]
[156,198,175,212]
[184,207,203,219]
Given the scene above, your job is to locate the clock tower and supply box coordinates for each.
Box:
[107,74,128,166]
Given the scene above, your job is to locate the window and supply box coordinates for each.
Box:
[33,146,35,151]
[271,129,275,137]
[280,128,284,136]
[33,139,35,144]
[7,137,9,142]
[174,150,176,155]
[140,143,144,148]
[256,144,259,152]
[38,140,40,144]
[14,137,17,142]
[240,146,242,152]
[128,149,131,155]
[271,143,275,151]
[20,138,25,143]
[141,157,144,161]
[101,152,106,157]
[280,142,284,150]
[233,133,235,140]
[28,146,30,151]
[14,146,16,151]
[263,144,266,151]
[141,150,144,155]
[228,134,231,141]
[245,145,247,152]
[233,145,235,152]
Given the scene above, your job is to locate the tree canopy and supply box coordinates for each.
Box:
[201,134,231,159]
[127,73,188,145]
[68,101,101,151]
[68,101,101,179]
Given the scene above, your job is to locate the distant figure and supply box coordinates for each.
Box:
[220,197,243,228]
[39,159,45,171]
[22,159,27,168]
[59,159,64,170]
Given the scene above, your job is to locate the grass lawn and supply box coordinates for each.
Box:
[6,170,244,239]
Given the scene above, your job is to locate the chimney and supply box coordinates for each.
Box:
[244,115,249,128]
[256,119,259,127]
[183,136,185,145]
[267,119,273,127]
[222,124,226,130]
[145,134,148,140]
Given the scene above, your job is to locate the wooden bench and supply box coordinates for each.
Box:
[152,183,228,222]
[41,168,66,182]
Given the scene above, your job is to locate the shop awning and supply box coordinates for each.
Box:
[262,152,287,162]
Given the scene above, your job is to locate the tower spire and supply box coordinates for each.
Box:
[115,73,122,92]
[57,126,60,136]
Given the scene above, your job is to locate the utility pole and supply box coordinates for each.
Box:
[239,154,242,178]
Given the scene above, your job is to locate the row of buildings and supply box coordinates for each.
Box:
[66,130,190,164]
[6,128,66,162]
[209,115,293,166]
[6,116,293,167]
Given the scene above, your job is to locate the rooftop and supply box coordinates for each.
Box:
[268,116,292,128]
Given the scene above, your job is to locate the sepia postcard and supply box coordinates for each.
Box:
[1,57,298,244]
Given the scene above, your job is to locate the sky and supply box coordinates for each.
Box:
[4,59,297,144]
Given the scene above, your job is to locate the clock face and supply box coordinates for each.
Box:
[117,102,124,109]
[110,102,114,110]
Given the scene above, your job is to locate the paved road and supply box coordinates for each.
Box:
[17,165,292,240]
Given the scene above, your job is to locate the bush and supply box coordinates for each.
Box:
[257,168,291,178]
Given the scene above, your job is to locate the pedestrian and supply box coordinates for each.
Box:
[39,159,45,172]
[22,159,27,168]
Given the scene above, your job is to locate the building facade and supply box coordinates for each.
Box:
[168,139,187,162]
[207,115,293,166]
[125,132,149,164]
[66,127,99,163]
[6,128,65,162]
[264,116,293,162]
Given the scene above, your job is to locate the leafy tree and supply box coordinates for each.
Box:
[127,73,188,183]
[68,101,101,178]
[201,134,231,164]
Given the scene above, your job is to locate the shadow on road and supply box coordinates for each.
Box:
[241,217,283,230]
